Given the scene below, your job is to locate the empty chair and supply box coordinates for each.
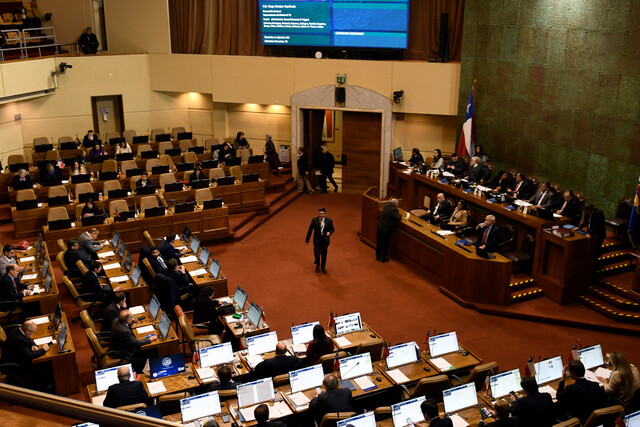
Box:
[47,207,69,222]
[102,180,122,196]
[145,158,161,172]
[195,188,213,206]
[178,314,221,354]
[209,168,225,179]
[58,136,74,144]
[150,128,165,141]
[75,204,85,221]
[159,173,177,190]
[158,141,173,154]
[605,198,633,237]
[136,144,153,157]
[8,154,25,166]
[583,405,624,427]
[401,375,451,403]
[204,138,219,151]
[62,275,102,314]
[354,339,385,362]
[80,310,109,347]
[319,412,357,427]
[16,189,37,202]
[497,223,516,253]
[229,165,243,182]
[43,150,58,163]
[238,148,251,163]
[373,407,392,422]
[47,185,68,198]
[101,159,118,173]
[171,127,186,140]
[120,160,138,177]
[57,239,68,252]
[109,199,129,217]
[179,140,193,152]
[451,361,499,391]
[104,132,120,142]
[4,31,20,47]
[504,234,536,275]
[122,129,137,143]
[33,137,50,146]
[159,154,175,169]
[75,182,95,198]
[410,195,431,218]
[85,328,127,369]
[183,151,198,164]
[139,196,159,211]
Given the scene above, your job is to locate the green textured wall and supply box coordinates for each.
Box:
[458,0,640,216]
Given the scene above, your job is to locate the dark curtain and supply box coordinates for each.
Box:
[213,0,265,55]
[404,0,465,61]
[169,0,211,54]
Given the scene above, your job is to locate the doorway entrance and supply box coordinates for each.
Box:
[91,95,124,139]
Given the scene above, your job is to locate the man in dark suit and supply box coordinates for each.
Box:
[64,238,92,278]
[509,376,554,427]
[82,130,99,147]
[319,145,338,193]
[79,27,99,54]
[466,156,490,183]
[78,228,106,260]
[507,173,532,200]
[159,233,186,263]
[305,207,335,274]
[103,365,150,408]
[136,171,151,188]
[147,246,168,275]
[445,153,466,177]
[545,190,582,225]
[475,215,500,253]
[478,399,520,426]
[254,341,303,379]
[110,310,157,373]
[166,258,193,293]
[207,365,237,391]
[309,374,352,424]
[575,204,606,257]
[528,181,554,207]
[100,292,127,333]
[556,360,608,424]
[376,198,402,262]
[421,398,453,426]
[296,146,313,194]
[254,403,287,427]
[0,320,49,388]
[82,261,121,304]
[421,193,453,225]
[0,264,33,311]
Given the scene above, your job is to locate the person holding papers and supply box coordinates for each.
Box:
[478,399,520,426]
[309,374,352,424]
[254,403,287,427]
[110,310,157,373]
[305,324,334,365]
[254,341,303,379]
[421,398,453,426]
[376,198,402,262]
[420,193,453,225]
[0,264,33,311]
[194,286,223,335]
[475,215,500,253]
[64,239,92,278]
[556,360,608,424]
[0,245,25,277]
[598,352,640,402]
[305,207,335,274]
[78,228,107,261]
[82,261,122,304]
[100,292,127,334]
[207,365,236,391]
[0,320,49,390]
[159,233,187,263]
[509,376,554,427]
[103,365,150,408]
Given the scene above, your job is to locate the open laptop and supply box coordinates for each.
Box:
[95,363,135,392]
[148,294,161,320]
[48,219,72,231]
[131,264,142,287]
[191,179,210,189]
[189,235,201,254]
[291,321,320,346]
[391,396,426,426]
[535,207,557,221]
[334,312,363,335]
[198,342,234,368]
[214,176,235,186]
[387,341,420,369]
[71,173,91,183]
[428,332,460,357]
[625,410,640,427]
[158,311,172,340]
[150,353,185,379]
[338,412,377,427]
[180,391,222,427]
[233,286,248,310]
[489,368,522,399]
[289,364,324,394]
[248,155,265,164]
[182,226,191,243]
[198,246,210,266]
[578,344,604,370]
[136,184,156,195]
[123,252,133,272]
[533,355,564,385]
[133,405,162,419]
[242,173,260,183]
[246,302,263,328]
[208,258,221,279]
[82,214,105,227]
[237,378,275,409]
[339,352,373,380]
[443,382,478,415]
[247,331,278,356]
[175,201,195,213]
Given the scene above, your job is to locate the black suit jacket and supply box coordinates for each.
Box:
[475,224,501,253]
[512,180,532,200]
[556,377,608,424]
[447,158,466,176]
[580,209,606,241]
[297,152,309,175]
[430,417,454,427]
[189,172,205,183]
[0,327,46,370]
[320,152,335,174]
[546,197,582,223]
[433,199,454,220]
[510,391,554,427]
[168,268,192,291]
[468,164,490,183]
[136,178,150,188]
[103,380,150,408]
[193,295,223,334]
[0,274,26,307]
[64,248,91,275]
[101,302,122,333]
[110,320,151,360]
[254,355,303,379]
[82,271,112,302]
[309,388,352,424]
[377,203,402,234]
[159,240,181,263]
[305,217,335,249]
[148,255,168,275]
[154,272,180,314]
[207,379,237,392]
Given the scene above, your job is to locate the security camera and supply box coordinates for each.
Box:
[393,90,404,104]
[59,62,72,73]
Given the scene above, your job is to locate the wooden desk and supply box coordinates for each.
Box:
[163,401,235,427]
[376,403,487,427]
[329,322,384,352]
[141,363,200,398]
[221,311,270,341]
[101,260,149,307]
[133,321,180,356]
[423,345,483,375]
[192,354,250,384]
[336,370,395,399]
[30,313,80,396]
[375,357,439,386]
[22,274,60,314]
[278,383,319,413]
[227,392,294,427]
[17,242,60,314]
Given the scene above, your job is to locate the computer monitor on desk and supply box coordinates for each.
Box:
[123,252,133,272]
[35,233,43,253]
[53,301,62,331]
[625,410,640,427]
[237,378,275,408]
[578,344,604,370]
[148,294,160,319]
[393,147,403,161]
[131,265,141,287]
[246,331,278,356]
[43,273,52,294]
[534,355,563,385]
[180,391,222,424]
[428,332,459,357]
[198,246,209,266]
[57,322,68,354]
[111,230,120,249]
[334,312,363,335]
[198,342,234,368]
[443,382,478,415]
[189,235,200,254]
[246,302,263,328]
[182,226,191,243]
[337,412,377,427]
[208,258,221,279]
[291,321,320,345]
[391,396,426,426]
[289,364,324,394]
[41,259,50,280]
[150,353,185,379]
[233,286,248,310]
[339,352,373,380]
[387,341,420,369]
[158,311,172,339]
[489,368,522,399]
[95,363,135,392]
[117,240,126,259]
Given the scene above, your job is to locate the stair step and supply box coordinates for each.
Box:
[231,212,257,232]
[586,286,640,311]
[578,294,640,324]
[596,260,635,276]
[509,278,536,291]
[601,241,631,253]
[233,185,301,240]
[510,287,544,303]
[599,280,640,304]
[597,251,633,267]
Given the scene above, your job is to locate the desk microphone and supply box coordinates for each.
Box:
[340,361,360,379]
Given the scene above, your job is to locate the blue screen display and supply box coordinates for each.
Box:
[149,353,185,379]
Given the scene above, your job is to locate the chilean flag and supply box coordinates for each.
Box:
[457,86,474,157]
[629,176,640,247]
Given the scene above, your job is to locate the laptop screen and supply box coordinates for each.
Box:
[150,353,186,379]
[289,364,324,393]
[625,410,640,427]
[95,363,135,392]
[123,252,133,272]
[190,235,200,254]
[131,265,141,287]
[339,352,373,380]
[443,382,478,414]
[158,311,171,339]
[337,412,377,427]
[534,356,563,385]
[180,391,222,423]
[334,312,363,335]
[112,230,120,249]
[578,344,604,370]
[44,273,52,293]
[387,341,419,369]
[291,321,320,345]
[41,259,50,280]
[58,322,68,352]
[391,396,426,426]
[117,241,126,259]
[490,368,522,399]
[428,332,459,357]
[208,258,221,279]
[35,234,43,253]
[182,226,191,243]
[246,302,262,328]
[237,378,275,408]
[199,342,234,368]
[247,331,278,356]
[233,286,248,310]
[198,246,209,266]
[148,294,160,319]
[53,302,63,331]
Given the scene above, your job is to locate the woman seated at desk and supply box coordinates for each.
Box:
[428,149,444,171]
[440,200,469,232]
[82,199,103,218]
[598,351,640,403]
[189,166,205,183]
[12,169,32,185]
[409,148,424,167]
[70,160,87,176]
[42,163,62,180]
[115,140,132,155]
[233,131,250,149]
[136,171,151,187]
[87,143,106,162]
[306,324,334,365]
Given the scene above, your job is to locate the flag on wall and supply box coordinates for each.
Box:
[630,176,640,247]
[457,85,474,157]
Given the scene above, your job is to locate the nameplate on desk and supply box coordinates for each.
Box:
[98,251,115,258]
[34,336,53,346]
[102,263,120,270]
[129,305,145,315]
[189,268,207,277]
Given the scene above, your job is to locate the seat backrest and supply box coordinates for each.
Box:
[120,160,138,176]
[145,158,161,172]
[483,161,495,181]
[218,389,237,401]
[143,230,155,248]
[229,166,243,182]
[85,327,106,358]
[76,259,89,276]
[48,185,67,198]
[171,127,186,140]
[550,182,563,198]
[151,128,165,140]
[58,136,74,144]
[62,275,81,300]
[355,339,385,361]
[101,159,118,172]
[553,418,581,427]
[238,148,251,163]
[8,154,25,165]
[80,310,98,334]
[527,176,539,194]
[208,168,225,179]
[129,176,141,190]
[204,138,219,150]
[272,373,290,387]
[159,154,175,169]
[174,305,185,318]
[184,151,198,163]
[75,182,94,196]
[616,198,634,219]
[16,189,37,202]
[498,224,516,252]
[319,351,348,374]
[195,188,213,206]
[56,251,68,274]
[320,412,357,427]
[122,129,137,143]
[159,173,176,189]
[57,239,68,252]
[182,171,194,182]
[75,204,85,221]
[103,180,122,194]
[179,315,195,344]
[109,199,129,216]
[412,375,451,402]
[373,407,392,421]
[142,257,156,279]
[47,207,69,222]
[44,151,58,162]
[104,132,120,141]
[179,140,193,152]
[136,144,153,156]
[140,196,159,211]
[158,141,173,154]
[466,361,499,391]
[33,137,50,146]
[583,405,624,427]
[522,233,536,256]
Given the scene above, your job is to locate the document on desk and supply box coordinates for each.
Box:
[181,255,198,264]
[218,297,232,304]
[353,376,377,391]
[34,336,52,346]
[271,400,293,418]
[196,367,216,381]
[386,369,410,384]
[449,414,469,427]
[245,354,264,369]
[147,380,167,395]
[129,305,145,315]
[91,394,107,406]
[135,325,155,334]
[188,268,207,277]
[20,256,35,262]
[21,273,38,281]
[292,343,307,354]
[102,262,120,270]
[224,314,243,323]
[239,405,258,422]
[539,385,557,400]
[333,336,351,347]
[430,357,454,371]
[437,230,454,236]
[109,275,129,283]
[32,316,50,325]
[594,367,612,379]
[289,391,311,407]
[98,251,115,258]
[175,245,186,250]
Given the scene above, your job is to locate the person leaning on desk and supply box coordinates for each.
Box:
[0,244,25,277]
[0,320,50,391]
[110,309,157,373]
[598,351,640,403]
[509,376,554,427]
[0,264,35,311]
[254,341,303,379]
[78,228,108,261]
[556,360,608,424]
[136,171,151,188]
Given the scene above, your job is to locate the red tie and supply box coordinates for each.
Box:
[13,277,18,292]
[482,226,490,245]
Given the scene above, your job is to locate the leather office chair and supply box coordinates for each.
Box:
[85,328,128,369]
[103,180,122,196]
[183,151,198,164]
[101,159,117,173]
[75,259,89,276]
[179,140,193,152]
[47,185,67,199]
[527,176,539,194]
[373,407,392,421]
[550,182,563,201]
[129,176,142,190]
[583,404,624,427]
[224,136,234,145]
[504,234,536,275]
[142,257,157,280]
[80,309,110,347]
[43,150,58,163]
[195,188,214,206]
[497,223,516,253]
[16,189,37,202]
[33,136,49,146]
[182,171,194,182]
[75,182,95,199]
[172,127,186,140]
[159,154,175,169]
[605,198,633,238]
[400,375,451,403]
[319,351,349,374]
[7,154,25,166]
[109,199,129,217]
[136,144,153,157]
[158,141,173,154]
[159,173,177,190]
[58,136,74,144]
[229,165,243,182]
[218,389,237,401]
[151,128,165,141]
[158,392,190,417]
[482,161,495,182]
[354,339,385,362]
[178,315,221,355]
[204,138,219,151]
[120,160,138,177]
[4,31,20,48]
[451,361,499,392]
[318,412,357,427]
[238,148,251,163]
[104,132,120,141]
[57,239,68,252]
[117,403,147,412]
[122,129,137,143]
[143,230,162,248]
[273,374,290,388]
[553,418,580,427]
[56,251,72,278]
[62,275,101,317]
[139,196,160,211]
[145,158,161,172]
[47,207,69,222]
[208,168,225,180]
[75,204,85,221]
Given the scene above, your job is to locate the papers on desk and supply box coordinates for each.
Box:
[98,251,115,258]
[513,200,532,207]
[30,285,43,294]
[91,394,107,406]
[189,268,207,277]
[21,273,38,281]
[271,401,293,418]
[20,256,35,262]
[443,172,455,177]
[245,354,264,369]
[449,413,469,427]
[430,357,454,371]
[292,343,307,354]
[437,230,454,236]
[34,336,52,346]
[476,185,492,192]
[289,391,311,407]
[32,316,50,325]
[129,305,145,315]
[353,376,377,391]
[386,368,410,384]
[553,213,562,218]
[109,275,129,283]
[402,169,412,175]
[175,245,186,250]
[196,367,216,382]
[147,380,167,395]
[539,385,557,400]
[595,367,612,379]
[135,325,155,334]
[181,255,198,264]
[218,297,232,304]
[225,314,244,323]
[333,336,352,347]
[102,262,120,270]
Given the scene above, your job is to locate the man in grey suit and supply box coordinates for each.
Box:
[528,181,554,208]
[78,228,107,261]
[0,245,25,277]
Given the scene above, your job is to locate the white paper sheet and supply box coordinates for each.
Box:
[333,336,351,347]
[109,275,129,283]
[34,336,52,345]
[218,297,232,304]
[91,394,107,406]
[135,325,155,334]
[102,263,121,270]
[595,367,612,379]
[19,256,35,262]
[437,230,454,236]
[98,251,115,258]
[292,343,307,354]
[239,406,257,422]
[289,392,311,407]
[21,273,38,281]
[129,305,145,315]
[245,354,264,369]
[270,401,292,418]
[146,380,167,395]
[353,376,376,390]
[196,367,216,381]
[189,268,207,276]
[539,385,557,400]
[430,357,454,371]
[31,316,50,325]
[449,413,469,427]
[386,369,410,384]
[175,245,186,250]
[181,255,198,263]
